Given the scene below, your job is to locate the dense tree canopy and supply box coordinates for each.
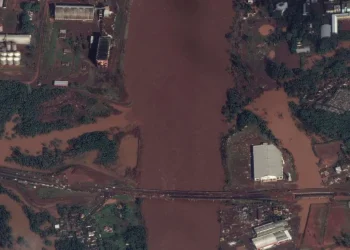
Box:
[0,206,12,248]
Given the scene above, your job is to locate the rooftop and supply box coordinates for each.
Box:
[253,144,283,179]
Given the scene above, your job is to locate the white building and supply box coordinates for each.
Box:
[275,2,288,16]
[332,13,350,34]
[296,46,311,53]
[53,80,69,87]
[252,221,292,250]
[253,143,284,182]
[0,34,31,45]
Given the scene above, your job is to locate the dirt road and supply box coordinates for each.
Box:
[125,0,233,249]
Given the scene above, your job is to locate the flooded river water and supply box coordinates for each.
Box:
[125,0,233,249]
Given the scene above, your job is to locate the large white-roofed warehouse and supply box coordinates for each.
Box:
[54,4,95,21]
[252,143,284,182]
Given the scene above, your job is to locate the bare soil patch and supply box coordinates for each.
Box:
[314,141,342,168]
[258,24,275,36]
[125,0,233,249]
[267,50,275,60]
[248,89,322,188]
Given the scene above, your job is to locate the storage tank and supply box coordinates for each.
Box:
[0,57,6,65]
[1,52,7,57]
[14,51,21,57]
[13,57,20,66]
[11,42,16,51]
[7,52,14,57]
[6,42,11,51]
[6,57,13,65]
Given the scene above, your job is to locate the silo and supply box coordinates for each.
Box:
[14,51,21,57]
[1,52,7,57]
[11,42,17,51]
[6,56,13,65]
[7,52,14,57]
[13,57,20,66]
[6,42,11,51]
[0,57,6,65]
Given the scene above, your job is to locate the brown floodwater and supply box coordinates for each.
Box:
[124,0,233,249]
[248,89,322,188]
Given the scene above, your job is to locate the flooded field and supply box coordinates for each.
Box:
[248,89,322,188]
[0,194,52,250]
[125,0,233,249]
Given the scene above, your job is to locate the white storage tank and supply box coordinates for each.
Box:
[11,42,17,51]
[1,52,7,57]
[0,57,6,65]
[6,42,11,51]
[13,57,20,66]
[6,57,13,65]
[7,52,14,57]
[14,51,21,57]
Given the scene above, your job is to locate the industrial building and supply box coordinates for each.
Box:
[253,143,284,182]
[55,4,95,21]
[0,34,31,45]
[96,36,110,68]
[252,221,292,250]
[296,46,311,53]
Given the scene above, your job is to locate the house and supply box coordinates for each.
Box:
[252,221,292,250]
[53,80,69,87]
[55,4,95,21]
[59,29,67,39]
[296,46,311,53]
[96,36,110,68]
[253,143,284,182]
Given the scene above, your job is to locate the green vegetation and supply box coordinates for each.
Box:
[236,110,279,144]
[6,146,63,170]
[55,236,85,250]
[36,187,73,199]
[44,239,52,246]
[22,206,56,238]
[222,88,251,121]
[284,49,350,98]
[265,60,294,80]
[0,185,21,202]
[334,232,350,247]
[317,36,338,54]
[20,2,40,12]
[19,2,40,34]
[229,53,252,82]
[0,206,12,248]
[56,204,87,218]
[17,236,25,245]
[94,199,147,250]
[67,131,119,166]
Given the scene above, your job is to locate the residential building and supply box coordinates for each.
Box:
[53,80,69,87]
[252,221,292,250]
[296,46,311,53]
[55,4,95,21]
[253,143,284,182]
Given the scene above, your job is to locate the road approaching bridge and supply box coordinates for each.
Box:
[0,166,347,201]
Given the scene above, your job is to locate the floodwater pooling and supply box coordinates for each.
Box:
[124,0,233,249]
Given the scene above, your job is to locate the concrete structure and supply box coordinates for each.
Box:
[55,4,95,21]
[53,80,69,87]
[253,143,284,182]
[14,51,20,57]
[321,24,332,38]
[332,13,350,33]
[96,36,110,68]
[6,56,13,65]
[296,46,311,53]
[276,2,288,15]
[0,0,6,8]
[0,34,31,45]
[252,221,292,250]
